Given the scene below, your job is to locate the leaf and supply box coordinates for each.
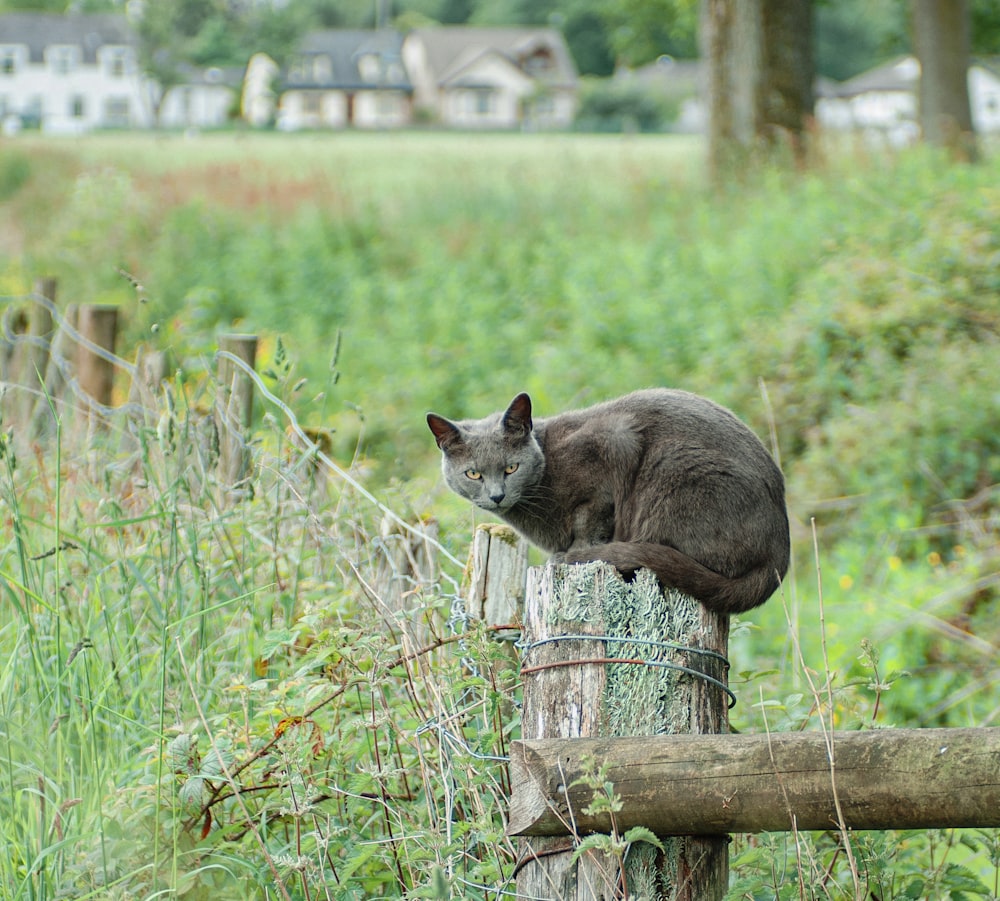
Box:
[178,776,206,812]
[571,833,619,863]
[623,826,665,852]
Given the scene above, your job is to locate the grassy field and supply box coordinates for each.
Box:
[0,131,998,898]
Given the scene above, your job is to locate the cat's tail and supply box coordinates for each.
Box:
[561,542,781,614]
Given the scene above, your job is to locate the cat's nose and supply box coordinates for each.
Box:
[489,491,505,505]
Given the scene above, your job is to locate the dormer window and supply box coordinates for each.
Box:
[522,47,554,75]
[103,47,129,77]
[358,53,381,82]
[48,45,79,75]
[313,55,332,82]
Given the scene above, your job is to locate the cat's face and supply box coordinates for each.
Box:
[427,393,545,513]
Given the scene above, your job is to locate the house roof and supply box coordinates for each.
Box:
[0,11,135,63]
[175,63,245,90]
[284,29,410,91]
[833,56,920,98]
[408,27,578,89]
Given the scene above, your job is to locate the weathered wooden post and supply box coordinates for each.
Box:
[216,333,258,490]
[371,514,441,646]
[466,523,529,634]
[77,304,118,409]
[76,303,119,444]
[513,564,730,900]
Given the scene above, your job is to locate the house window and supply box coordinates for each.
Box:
[1,51,16,75]
[522,48,555,75]
[49,46,78,75]
[473,89,494,116]
[105,48,128,77]
[313,55,332,83]
[104,96,130,126]
[302,92,322,115]
[357,54,380,83]
[70,95,85,118]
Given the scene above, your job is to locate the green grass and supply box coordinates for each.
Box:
[0,131,997,898]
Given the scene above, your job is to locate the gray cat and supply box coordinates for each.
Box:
[427,389,789,614]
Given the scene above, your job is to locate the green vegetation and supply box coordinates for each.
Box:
[0,132,997,898]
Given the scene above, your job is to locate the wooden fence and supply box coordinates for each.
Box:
[1,279,258,491]
[471,529,1000,901]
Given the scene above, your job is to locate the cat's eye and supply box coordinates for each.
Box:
[504,463,519,475]
[464,469,482,480]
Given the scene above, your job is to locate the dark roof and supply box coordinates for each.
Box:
[0,11,135,64]
[284,29,410,91]
[408,27,578,89]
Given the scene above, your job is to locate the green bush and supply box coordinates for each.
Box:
[574,77,678,132]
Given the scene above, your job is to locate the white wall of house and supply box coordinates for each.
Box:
[441,56,533,128]
[970,65,1000,133]
[0,40,152,132]
[159,83,235,129]
[278,90,348,129]
[352,90,410,128]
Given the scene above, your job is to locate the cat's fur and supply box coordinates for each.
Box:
[427,389,789,614]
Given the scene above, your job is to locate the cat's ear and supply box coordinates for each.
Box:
[503,393,533,436]
[427,413,463,452]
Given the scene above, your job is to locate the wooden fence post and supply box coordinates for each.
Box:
[77,304,119,409]
[466,524,528,636]
[216,333,258,490]
[514,564,730,901]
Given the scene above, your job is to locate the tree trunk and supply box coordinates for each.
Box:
[913,0,978,161]
[761,0,814,165]
[701,0,814,180]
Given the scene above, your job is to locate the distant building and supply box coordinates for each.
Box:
[816,55,1000,145]
[0,11,153,133]
[402,27,579,129]
[0,11,243,133]
[159,64,243,130]
[277,29,411,130]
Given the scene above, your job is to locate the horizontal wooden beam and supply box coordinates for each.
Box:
[508,727,1000,837]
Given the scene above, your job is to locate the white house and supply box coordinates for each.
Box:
[0,11,154,133]
[158,65,242,130]
[276,30,411,131]
[0,11,244,133]
[402,27,578,130]
[816,55,1000,144]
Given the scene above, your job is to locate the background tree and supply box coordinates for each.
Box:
[701,0,813,182]
[912,0,978,161]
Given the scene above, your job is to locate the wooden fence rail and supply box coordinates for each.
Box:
[509,728,1000,837]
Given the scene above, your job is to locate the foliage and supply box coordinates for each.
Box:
[574,76,678,132]
[0,133,997,897]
